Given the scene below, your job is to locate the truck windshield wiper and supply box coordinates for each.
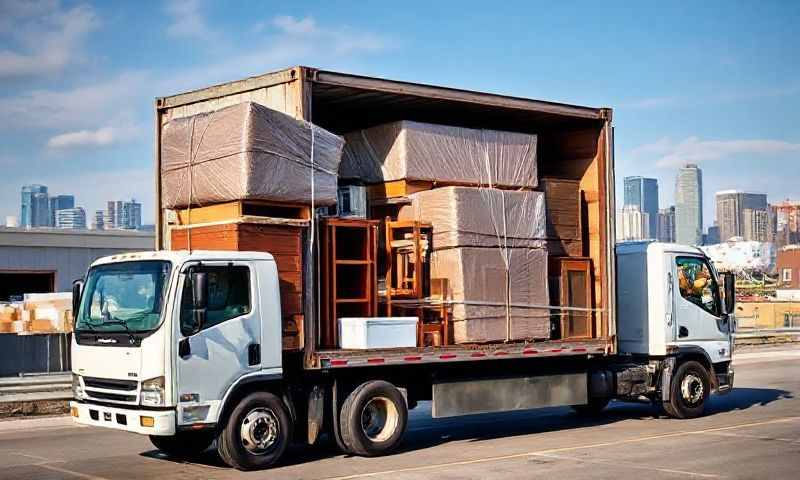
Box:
[102,318,137,344]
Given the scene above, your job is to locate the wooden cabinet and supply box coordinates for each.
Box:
[320,218,379,348]
[557,257,594,339]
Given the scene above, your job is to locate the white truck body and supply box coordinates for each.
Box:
[69,242,734,469]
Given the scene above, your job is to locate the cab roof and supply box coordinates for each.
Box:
[90,250,275,267]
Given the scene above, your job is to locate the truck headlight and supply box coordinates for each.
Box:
[140,376,166,407]
[72,373,85,400]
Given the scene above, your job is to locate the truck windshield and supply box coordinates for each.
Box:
[76,261,172,333]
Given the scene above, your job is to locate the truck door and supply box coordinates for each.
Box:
[175,261,261,425]
[670,255,731,362]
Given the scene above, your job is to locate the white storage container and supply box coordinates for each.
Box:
[338,317,418,349]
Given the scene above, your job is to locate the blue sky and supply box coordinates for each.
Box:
[1,0,798,226]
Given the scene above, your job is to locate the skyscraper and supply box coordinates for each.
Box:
[92,210,105,230]
[616,204,650,241]
[675,164,703,246]
[20,184,50,228]
[706,224,720,245]
[715,190,768,242]
[105,199,143,230]
[56,207,87,229]
[623,176,658,239]
[49,195,75,227]
[657,206,676,243]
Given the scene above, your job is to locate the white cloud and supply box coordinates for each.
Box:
[631,136,800,168]
[165,0,216,41]
[273,15,317,35]
[0,1,99,78]
[0,72,147,130]
[46,126,140,149]
[270,15,388,55]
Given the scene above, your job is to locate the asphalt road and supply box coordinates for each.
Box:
[1,345,799,480]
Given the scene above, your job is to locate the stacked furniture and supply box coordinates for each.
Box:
[161,102,345,351]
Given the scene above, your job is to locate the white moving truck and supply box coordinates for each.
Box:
[69,241,735,470]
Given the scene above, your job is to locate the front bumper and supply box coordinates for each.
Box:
[70,401,176,436]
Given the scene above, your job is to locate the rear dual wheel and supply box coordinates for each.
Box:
[339,380,408,457]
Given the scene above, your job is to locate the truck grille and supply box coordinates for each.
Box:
[83,377,138,391]
[85,390,138,403]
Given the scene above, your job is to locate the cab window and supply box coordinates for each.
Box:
[180,265,251,335]
[676,256,720,317]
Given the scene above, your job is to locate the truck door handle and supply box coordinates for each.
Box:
[179,338,191,358]
[248,343,260,366]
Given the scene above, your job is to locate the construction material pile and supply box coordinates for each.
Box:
[0,293,74,335]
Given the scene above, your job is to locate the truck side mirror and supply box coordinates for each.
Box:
[190,271,208,333]
[72,279,84,323]
[722,272,736,315]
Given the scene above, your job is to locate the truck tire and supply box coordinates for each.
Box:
[663,360,710,419]
[571,397,611,416]
[339,380,408,457]
[217,391,292,470]
[149,431,214,458]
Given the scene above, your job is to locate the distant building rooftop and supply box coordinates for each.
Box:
[0,227,154,250]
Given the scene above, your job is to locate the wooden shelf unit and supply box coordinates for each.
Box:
[320,217,379,348]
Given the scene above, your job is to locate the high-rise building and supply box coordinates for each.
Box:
[707,225,720,245]
[770,200,800,248]
[91,210,105,230]
[657,206,676,243]
[715,190,768,242]
[20,184,50,228]
[675,164,703,246]
[616,204,650,241]
[48,195,75,227]
[623,176,658,239]
[743,208,769,242]
[105,199,143,230]
[56,207,87,229]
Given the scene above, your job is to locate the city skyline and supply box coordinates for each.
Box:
[1,2,799,225]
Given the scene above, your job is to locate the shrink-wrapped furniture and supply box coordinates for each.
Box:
[340,121,538,188]
[161,102,344,209]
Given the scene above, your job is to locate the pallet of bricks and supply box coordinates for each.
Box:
[0,293,74,335]
[341,120,550,343]
[160,102,345,351]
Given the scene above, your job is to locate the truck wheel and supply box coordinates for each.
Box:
[339,380,408,457]
[217,392,292,470]
[571,397,611,416]
[663,360,710,419]
[149,431,214,458]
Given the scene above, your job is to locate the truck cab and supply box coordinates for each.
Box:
[70,250,283,444]
[616,241,735,416]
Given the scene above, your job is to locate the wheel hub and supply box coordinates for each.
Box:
[240,408,279,454]
[360,396,399,443]
[680,373,704,405]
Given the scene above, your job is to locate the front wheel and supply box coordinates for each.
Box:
[663,360,710,419]
[149,431,214,458]
[217,392,292,470]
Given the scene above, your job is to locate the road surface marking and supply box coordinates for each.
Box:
[701,430,800,444]
[324,416,800,479]
[37,463,110,480]
[532,452,722,478]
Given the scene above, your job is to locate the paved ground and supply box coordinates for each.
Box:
[1,345,798,480]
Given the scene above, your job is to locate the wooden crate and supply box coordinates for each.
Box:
[541,177,584,257]
[171,221,306,350]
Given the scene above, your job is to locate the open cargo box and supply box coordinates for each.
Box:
[155,66,616,369]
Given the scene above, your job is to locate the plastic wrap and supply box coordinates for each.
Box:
[430,247,550,342]
[161,102,344,209]
[340,121,537,188]
[398,187,546,249]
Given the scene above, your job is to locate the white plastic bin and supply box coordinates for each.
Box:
[338,317,418,349]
